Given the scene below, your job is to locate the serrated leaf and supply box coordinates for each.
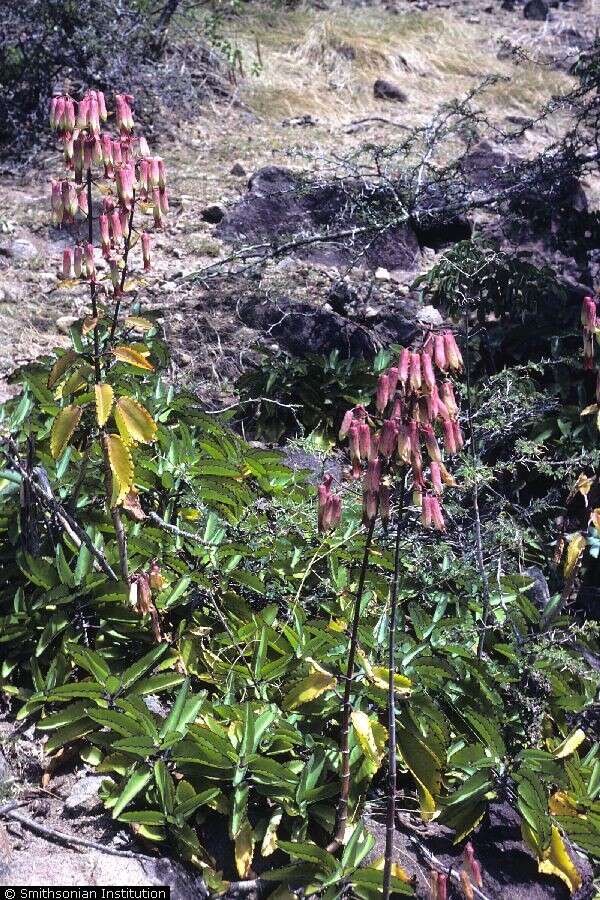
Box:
[282,671,337,710]
[553,729,586,759]
[114,396,157,445]
[105,433,134,506]
[51,405,82,459]
[113,346,154,371]
[261,808,283,857]
[48,350,80,389]
[95,383,114,427]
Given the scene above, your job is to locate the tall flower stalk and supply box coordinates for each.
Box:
[48,90,168,584]
[326,330,463,873]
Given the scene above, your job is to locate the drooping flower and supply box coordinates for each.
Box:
[62,248,74,279]
[430,495,445,531]
[581,295,597,332]
[376,373,390,413]
[379,418,398,459]
[422,423,442,462]
[430,461,443,495]
[410,351,422,391]
[398,347,410,384]
[73,246,83,277]
[421,350,436,392]
[443,331,463,372]
[439,380,458,418]
[433,333,447,372]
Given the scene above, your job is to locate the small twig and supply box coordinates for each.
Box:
[148,511,222,546]
[0,807,157,861]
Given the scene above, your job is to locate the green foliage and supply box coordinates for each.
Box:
[236,348,391,442]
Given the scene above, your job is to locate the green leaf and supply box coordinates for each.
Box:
[44,718,97,754]
[277,840,338,873]
[112,769,153,819]
[119,644,169,691]
[159,677,190,738]
[66,643,111,686]
[154,760,175,816]
[174,788,220,821]
[118,810,166,826]
[87,708,143,737]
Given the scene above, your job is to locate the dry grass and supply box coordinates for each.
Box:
[220,2,573,130]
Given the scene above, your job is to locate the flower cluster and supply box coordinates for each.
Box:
[336,330,463,532]
[459,842,483,898]
[428,870,447,900]
[50,90,168,289]
[582,294,598,370]
[317,474,342,533]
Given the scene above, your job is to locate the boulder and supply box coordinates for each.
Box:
[63,775,105,817]
[373,79,408,102]
[201,204,225,224]
[216,166,421,271]
[524,0,549,19]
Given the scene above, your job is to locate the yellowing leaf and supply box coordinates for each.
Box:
[95,383,114,427]
[261,808,282,858]
[564,533,586,580]
[396,724,441,822]
[370,665,412,696]
[125,316,154,332]
[538,826,582,895]
[351,710,387,770]
[370,856,411,882]
[113,345,154,372]
[104,433,134,506]
[553,729,586,760]
[61,368,88,396]
[114,396,157,445]
[549,791,579,817]
[48,350,80,389]
[234,819,254,878]
[50,405,83,459]
[282,670,337,710]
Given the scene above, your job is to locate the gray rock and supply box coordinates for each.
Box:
[0,749,11,787]
[201,204,225,224]
[523,0,549,19]
[0,238,38,261]
[63,775,105,816]
[1,845,209,898]
[373,79,408,102]
[230,162,247,177]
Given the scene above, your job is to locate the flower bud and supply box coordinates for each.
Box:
[433,333,447,372]
[422,424,442,462]
[110,209,123,242]
[421,350,436,392]
[64,98,76,132]
[97,91,108,122]
[398,347,410,384]
[62,247,74,279]
[362,489,378,525]
[77,187,88,216]
[88,94,100,134]
[430,461,443,495]
[397,423,411,464]
[61,180,78,222]
[430,495,445,531]
[421,493,433,528]
[443,331,463,372]
[115,93,134,133]
[85,243,96,281]
[339,409,355,440]
[410,352,422,391]
[359,422,371,460]
[387,366,399,397]
[77,96,89,129]
[439,380,458,418]
[318,475,333,532]
[442,418,457,454]
[379,418,398,459]
[452,419,464,451]
[437,873,447,900]
[376,373,390,413]
[141,232,151,270]
[139,136,150,158]
[411,450,423,487]
[51,179,63,225]
[49,96,60,130]
[581,295,597,331]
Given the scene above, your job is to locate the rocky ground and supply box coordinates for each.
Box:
[0,0,599,894]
